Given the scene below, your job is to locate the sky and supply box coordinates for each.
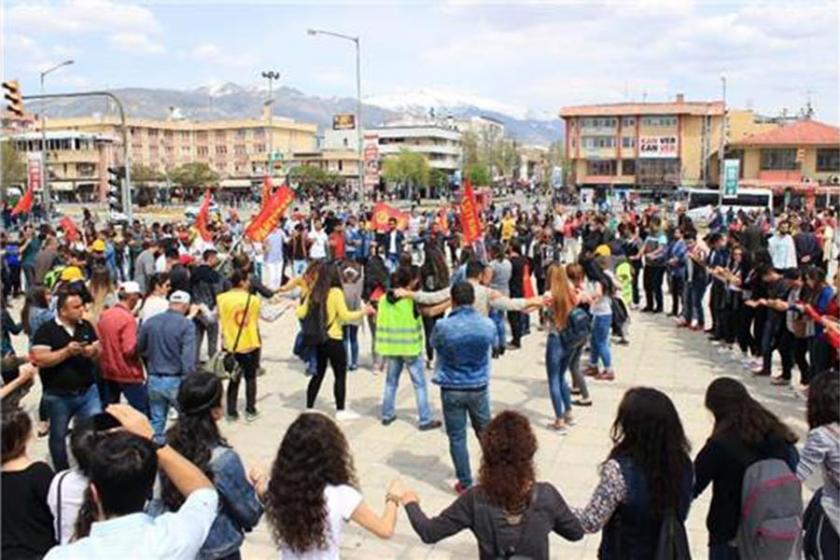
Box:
[4,0,839,123]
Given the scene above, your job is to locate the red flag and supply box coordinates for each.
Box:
[195,189,212,241]
[59,216,79,242]
[11,186,33,216]
[260,175,273,206]
[459,180,482,244]
[245,184,295,242]
[370,202,408,232]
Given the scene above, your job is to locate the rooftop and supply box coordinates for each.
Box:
[560,100,724,117]
[731,119,840,146]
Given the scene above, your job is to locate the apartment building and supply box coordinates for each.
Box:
[366,122,462,174]
[288,149,361,183]
[42,112,318,182]
[6,130,115,202]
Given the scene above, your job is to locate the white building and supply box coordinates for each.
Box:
[366,122,462,174]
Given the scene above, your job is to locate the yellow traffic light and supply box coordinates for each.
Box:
[2,80,24,117]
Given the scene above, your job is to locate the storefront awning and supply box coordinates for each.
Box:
[219,179,253,189]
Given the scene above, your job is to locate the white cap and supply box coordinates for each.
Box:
[169,291,191,305]
[119,281,142,295]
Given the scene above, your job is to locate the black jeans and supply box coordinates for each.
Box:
[669,274,684,316]
[631,263,642,305]
[710,283,726,336]
[227,350,259,415]
[422,314,441,362]
[307,338,347,410]
[507,310,524,346]
[643,266,665,311]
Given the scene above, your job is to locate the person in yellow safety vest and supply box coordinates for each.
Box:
[376,265,443,431]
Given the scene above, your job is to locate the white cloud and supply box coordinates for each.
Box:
[313,68,352,87]
[8,0,161,34]
[186,42,256,69]
[110,32,165,54]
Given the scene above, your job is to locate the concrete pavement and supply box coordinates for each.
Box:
[17,304,811,559]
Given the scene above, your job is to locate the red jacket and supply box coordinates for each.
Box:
[98,302,144,383]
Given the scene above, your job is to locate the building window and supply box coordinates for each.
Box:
[622,117,636,127]
[580,117,617,128]
[338,160,343,171]
[621,137,636,148]
[253,144,266,153]
[197,146,209,157]
[235,129,246,139]
[816,148,840,172]
[147,129,158,138]
[642,115,677,127]
[234,144,246,156]
[253,128,265,138]
[621,159,636,175]
[581,136,616,149]
[587,160,617,175]
[214,130,226,141]
[196,131,207,142]
[215,145,227,155]
[181,146,191,154]
[181,131,190,140]
[760,148,797,170]
[637,158,681,183]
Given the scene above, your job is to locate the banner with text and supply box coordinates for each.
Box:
[363,134,380,189]
[723,159,740,198]
[244,185,295,242]
[639,136,677,159]
[459,180,482,244]
[28,153,43,192]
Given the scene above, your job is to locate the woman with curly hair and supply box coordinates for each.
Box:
[400,410,583,559]
[574,387,694,558]
[797,370,839,560]
[153,372,263,560]
[694,377,799,559]
[262,412,401,558]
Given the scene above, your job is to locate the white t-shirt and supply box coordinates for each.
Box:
[140,295,169,322]
[47,469,89,545]
[309,230,329,260]
[280,484,362,560]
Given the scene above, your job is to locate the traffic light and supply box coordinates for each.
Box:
[2,80,24,117]
[107,165,126,213]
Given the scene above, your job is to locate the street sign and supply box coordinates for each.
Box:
[723,158,740,198]
[27,153,43,192]
[333,113,356,130]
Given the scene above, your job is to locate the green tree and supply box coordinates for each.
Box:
[382,148,430,188]
[289,165,332,197]
[170,162,218,190]
[131,164,164,186]
[465,162,491,186]
[429,168,449,190]
[1,142,27,199]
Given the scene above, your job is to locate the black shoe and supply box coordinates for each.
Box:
[641,308,654,313]
[492,348,500,359]
[419,420,442,431]
[381,416,397,426]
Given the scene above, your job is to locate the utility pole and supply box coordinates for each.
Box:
[718,75,727,205]
[39,60,74,216]
[261,70,280,178]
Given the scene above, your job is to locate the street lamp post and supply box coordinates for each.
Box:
[718,75,727,205]
[39,59,74,216]
[261,70,280,177]
[307,28,363,203]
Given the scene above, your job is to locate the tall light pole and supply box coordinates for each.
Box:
[307,28,363,202]
[40,59,74,216]
[261,70,280,177]
[718,74,727,205]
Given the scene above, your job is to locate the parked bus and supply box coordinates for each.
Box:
[678,188,773,224]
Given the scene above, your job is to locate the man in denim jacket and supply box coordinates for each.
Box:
[430,281,496,494]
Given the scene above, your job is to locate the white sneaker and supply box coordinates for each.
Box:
[336,409,360,422]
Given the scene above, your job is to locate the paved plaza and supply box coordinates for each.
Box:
[17,306,811,559]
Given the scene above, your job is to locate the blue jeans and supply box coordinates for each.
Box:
[381,356,433,425]
[589,314,613,370]
[386,254,399,273]
[441,388,491,487]
[102,380,149,416]
[292,259,307,277]
[148,375,182,443]
[343,325,359,369]
[43,385,101,470]
[489,308,506,350]
[684,279,706,325]
[546,333,573,419]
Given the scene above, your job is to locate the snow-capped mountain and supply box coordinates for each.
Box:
[39,83,563,145]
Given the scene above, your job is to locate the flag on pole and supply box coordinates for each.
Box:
[459,180,482,244]
[195,189,212,241]
[245,184,295,242]
[369,202,409,232]
[59,216,79,242]
[11,186,33,216]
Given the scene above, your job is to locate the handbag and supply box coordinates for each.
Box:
[654,508,692,560]
[210,292,252,382]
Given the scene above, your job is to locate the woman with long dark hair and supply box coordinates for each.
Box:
[401,410,583,559]
[139,272,170,322]
[803,266,837,375]
[363,244,390,374]
[694,377,799,559]
[296,263,374,420]
[420,245,450,366]
[262,412,400,558]
[798,371,840,560]
[583,256,616,381]
[154,372,262,559]
[575,387,693,558]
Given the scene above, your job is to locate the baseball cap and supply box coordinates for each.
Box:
[91,239,106,252]
[169,291,191,305]
[119,281,142,295]
[60,266,84,282]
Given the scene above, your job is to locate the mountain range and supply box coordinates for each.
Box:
[40,82,563,145]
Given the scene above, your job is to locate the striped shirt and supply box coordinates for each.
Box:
[797,423,840,533]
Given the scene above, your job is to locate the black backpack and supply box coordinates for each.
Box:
[561,307,592,349]
[300,297,329,347]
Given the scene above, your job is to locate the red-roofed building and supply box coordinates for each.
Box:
[729,119,840,194]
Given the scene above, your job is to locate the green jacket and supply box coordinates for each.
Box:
[375,297,424,357]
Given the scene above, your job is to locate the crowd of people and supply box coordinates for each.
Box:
[0,194,838,560]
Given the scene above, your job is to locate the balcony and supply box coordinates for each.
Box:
[46,149,101,164]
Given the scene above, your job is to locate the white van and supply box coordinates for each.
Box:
[680,188,773,225]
